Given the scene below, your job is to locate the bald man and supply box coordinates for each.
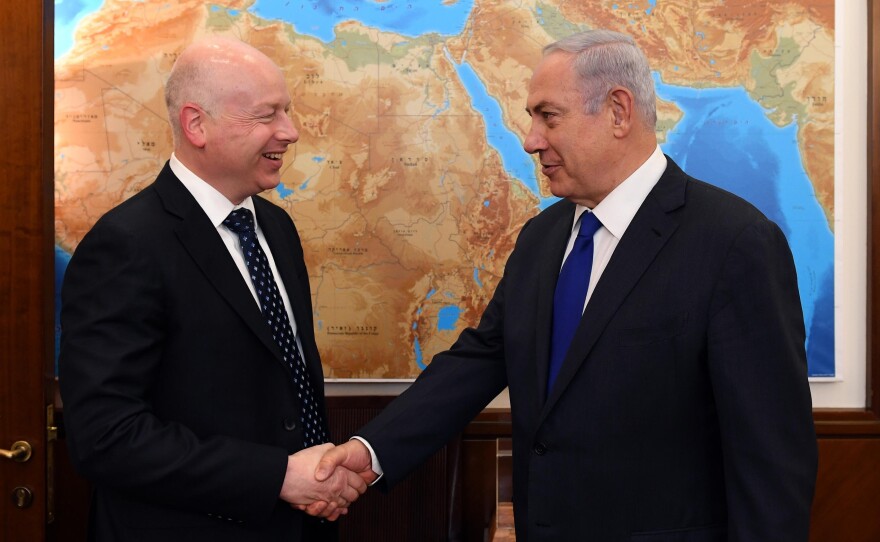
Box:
[59,37,362,541]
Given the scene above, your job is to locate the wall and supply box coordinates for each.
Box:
[33,2,880,540]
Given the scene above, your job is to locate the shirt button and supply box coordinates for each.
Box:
[534,442,547,455]
[283,418,297,431]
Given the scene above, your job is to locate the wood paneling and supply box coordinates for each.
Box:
[326,396,463,542]
[811,439,880,542]
[51,400,880,541]
[460,409,514,541]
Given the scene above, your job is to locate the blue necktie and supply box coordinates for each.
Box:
[223,208,328,447]
[548,212,602,394]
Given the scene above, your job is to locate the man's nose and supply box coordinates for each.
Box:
[277,111,299,144]
[523,124,546,154]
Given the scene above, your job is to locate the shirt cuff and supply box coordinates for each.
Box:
[350,436,384,486]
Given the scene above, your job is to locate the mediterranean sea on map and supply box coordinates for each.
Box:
[54,0,836,378]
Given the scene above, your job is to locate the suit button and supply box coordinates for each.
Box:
[283,418,297,431]
[534,442,547,455]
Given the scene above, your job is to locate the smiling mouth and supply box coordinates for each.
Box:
[263,152,284,161]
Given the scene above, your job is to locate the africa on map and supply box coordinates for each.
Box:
[55,0,835,378]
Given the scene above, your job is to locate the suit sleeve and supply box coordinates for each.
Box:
[357,248,515,489]
[58,217,288,524]
[707,217,817,540]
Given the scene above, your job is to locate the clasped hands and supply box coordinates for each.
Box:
[279,440,376,521]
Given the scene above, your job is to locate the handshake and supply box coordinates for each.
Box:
[279,440,377,521]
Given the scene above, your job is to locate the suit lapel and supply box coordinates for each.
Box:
[534,201,578,405]
[152,166,284,365]
[539,159,687,420]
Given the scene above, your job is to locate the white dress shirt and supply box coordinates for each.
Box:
[566,145,667,312]
[169,153,301,339]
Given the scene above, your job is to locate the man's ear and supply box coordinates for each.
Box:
[608,87,635,138]
[179,103,208,148]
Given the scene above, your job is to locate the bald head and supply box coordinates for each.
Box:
[164,37,284,146]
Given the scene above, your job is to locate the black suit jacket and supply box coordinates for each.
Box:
[59,163,335,541]
[359,157,817,541]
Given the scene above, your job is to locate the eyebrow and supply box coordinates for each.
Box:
[250,102,290,115]
[525,100,556,115]
[525,101,546,115]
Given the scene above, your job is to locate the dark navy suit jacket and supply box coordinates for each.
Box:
[59,163,335,541]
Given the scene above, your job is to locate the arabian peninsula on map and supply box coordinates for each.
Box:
[54,0,835,379]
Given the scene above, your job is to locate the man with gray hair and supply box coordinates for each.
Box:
[315,29,817,540]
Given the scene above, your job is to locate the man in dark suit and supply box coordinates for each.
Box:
[313,29,818,540]
[58,37,365,541]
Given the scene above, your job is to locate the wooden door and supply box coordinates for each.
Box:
[0,1,55,540]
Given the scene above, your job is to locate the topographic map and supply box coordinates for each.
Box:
[55,0,835,378]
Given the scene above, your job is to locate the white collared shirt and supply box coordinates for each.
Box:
[169,153,299,338]
[562,145,667,312]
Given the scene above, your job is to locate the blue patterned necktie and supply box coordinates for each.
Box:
[223,208,328,447]
[548,212,602,394]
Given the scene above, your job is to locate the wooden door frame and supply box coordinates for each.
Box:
[0,0,55,539]
[861,0,880,431]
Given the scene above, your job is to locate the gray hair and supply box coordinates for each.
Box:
[544,29,657,128]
